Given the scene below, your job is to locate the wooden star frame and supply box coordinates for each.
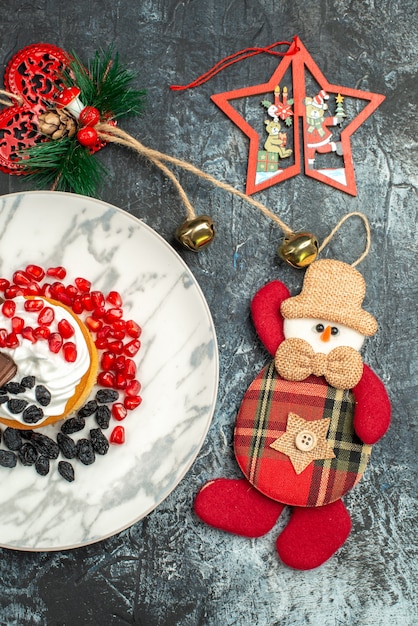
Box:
[211,37,385,196]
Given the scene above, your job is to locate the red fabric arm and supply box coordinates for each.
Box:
[352,364,391,444]
[251,280,291,356]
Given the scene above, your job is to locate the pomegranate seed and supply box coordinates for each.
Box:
[4,285,23,299]
[2,300,16,318]
[55,291,73,307]
[101,351,116,371]
[109,329,125,340]
[34,325,51,340]
[110,425,125,444]
[124,359,136,379]
[25,264,45,281]
[104,308,123,323]
[114,355,126,371]
[21,327,37,343]
[112,320,126,332]
[64,285,78,303]
[0,329,7,347]
[0,278,10,291]
[41,283,53,298]
[124,339,141,357]
[81,294,94,311]
[11,316,24,333]
[24,282,41,296]
[97,325,112,339]
[50,281,65,298]
[75,277,91,293]
[91,290,105,308]
[38,306,55,326]
[92,306,106,320]
[95,337,109,350]
[48,332,63,353]
[63,342,77,362]
[126,320,141,339]
[6,332,19,348]
[114,373,127,390]
[106,291,123,307]
[124,395,142,410]
[47,266,66,279]
[112,402,127,420]
[24,299,44,312]
[58,318,75,339]
[86,316,103,332]
[125,379,141,396]
[13,270,31,286]
[72,297,84,314]
[97,371,116,387]
[108,340,123,354]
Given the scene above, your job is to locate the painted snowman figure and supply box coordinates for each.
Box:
[195,259,391,570]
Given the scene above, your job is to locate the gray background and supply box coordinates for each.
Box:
[0,1,416,624]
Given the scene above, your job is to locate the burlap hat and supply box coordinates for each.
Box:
[280,259,378,336]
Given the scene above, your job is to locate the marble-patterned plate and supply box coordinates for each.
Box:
[0,191,218,551]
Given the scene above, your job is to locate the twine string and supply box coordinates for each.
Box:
[0,89,23,107]
[94,122,369,265]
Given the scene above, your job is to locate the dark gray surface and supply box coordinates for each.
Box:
[0,1,416,624]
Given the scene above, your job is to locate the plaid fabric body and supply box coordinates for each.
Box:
[234,360,372,507]
[256,150,279,172]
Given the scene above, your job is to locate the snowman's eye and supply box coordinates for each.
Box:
[331,326,339,336]
[315,324,325,333]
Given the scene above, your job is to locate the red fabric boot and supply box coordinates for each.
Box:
[194,478,285,537]
[276,499,352,569]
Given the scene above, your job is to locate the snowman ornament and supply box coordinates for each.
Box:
[195,259,391,570]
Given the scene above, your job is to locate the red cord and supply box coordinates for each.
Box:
[170,37,299,91]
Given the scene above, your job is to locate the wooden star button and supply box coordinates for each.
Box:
[270,412,336,474]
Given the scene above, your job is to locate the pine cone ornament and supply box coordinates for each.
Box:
[37,108,77,140]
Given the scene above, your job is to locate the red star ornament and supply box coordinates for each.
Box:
[211,37,385,196]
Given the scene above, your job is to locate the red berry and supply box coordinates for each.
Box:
[112,402,127,421]
[38,306,55,326]
[114,373,127,390]
[0,278,10,291]
[106,291,123,307]
[25,264,45,281]
[126,320,141,339]
[48,332,63,353]
[79,106,100,127]
[58,318,75,339]
[24,299,44,312]
[2,300,16,318]
[75,277,91,293]
[97,371,115,387]
[47,266,66,279]
[11,316,24,333]
[110,425,125,444]
[125,379,141,396]
[13,270,31,286]
[101,351,116,371]
[6,332,19,348]
[77,127,98,147]
[4,286,23,299]
[124,395,142,410]
[21,327,37,343]
[34,325,51,340]
[63,342,77,362]
[124,358,137,379]
[91,290,105,308]
[104,308,123,323]
[124,339,141,357]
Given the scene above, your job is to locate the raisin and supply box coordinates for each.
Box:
[18,442,38,466]
[22,405,44,424]
[21,376,36,389]
[0,450,17,468]
[35,455,50,476]
[30,432,59,459]
[35,385,52,407]
[58,460,75,482]
[57,433,77,459]
[95,389,119,404]
[61,416,85,434]
[0,394,8,404]
[7,398,28,414]
[77,400,98,418]
[95,404,111,429]
[76,439,95,465]
[90,428,109,455]
[4,382,25,394]
[3,427,23,451]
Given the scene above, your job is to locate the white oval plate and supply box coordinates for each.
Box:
[0,191,218,551]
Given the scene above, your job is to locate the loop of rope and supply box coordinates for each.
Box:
[95,122,370,265]
[169,38,299,91]
[0,89,23,107]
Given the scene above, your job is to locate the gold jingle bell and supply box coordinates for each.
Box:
[278,232,319,268]
[175,215,215,252]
